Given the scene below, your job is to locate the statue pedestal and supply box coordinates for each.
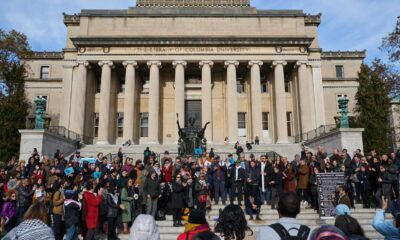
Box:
[18,129,76,161]
[304,128,365,155]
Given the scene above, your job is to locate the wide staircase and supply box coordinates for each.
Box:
[78,143,302,160]
[116,204,385,240]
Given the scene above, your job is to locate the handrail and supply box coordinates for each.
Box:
[45,126,93,145]
[294,124,337,143]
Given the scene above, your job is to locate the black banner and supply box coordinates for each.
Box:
[316,172,345,218]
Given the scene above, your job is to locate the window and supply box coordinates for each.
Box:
[40,66,50,79]
[140,112,149,137]
[237,80,245,93]
[336,65,344,78]
[93,113,99,137]
[262,112,269,130]
[287,112,293,137]
[36,95,48,112]
[141,79,150,94]
[284,71,291,93]
[284,80,291,93]
[119,76,125,93]
[261,76,268,93]
[117,112,124,137]
[238,112,247,137]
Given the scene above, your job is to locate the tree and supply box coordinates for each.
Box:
[0,29,31,162]
[381,16,400,63]
[354,61,392,154]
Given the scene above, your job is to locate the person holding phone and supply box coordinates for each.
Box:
[372,197,400,240]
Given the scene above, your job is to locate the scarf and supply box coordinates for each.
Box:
[110,193,119,205]
[184,223,209,233]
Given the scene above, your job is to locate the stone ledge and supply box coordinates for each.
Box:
[321,51,366,59]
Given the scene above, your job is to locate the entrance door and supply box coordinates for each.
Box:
[185,100,202,128]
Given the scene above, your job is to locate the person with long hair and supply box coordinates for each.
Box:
[51,181,64,240]
[121,179,134,234]
[1,190,18,232]
[83,181,103,240]
[335,215,368,239]
[215,204,253,240]
[3,202,54,239]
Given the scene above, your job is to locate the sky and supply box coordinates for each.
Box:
[0,0,399,64]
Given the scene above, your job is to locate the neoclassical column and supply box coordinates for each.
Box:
[310,61,326,127]
[122,61,138,144]
[224,61,239,143]
[147,61,162,144]
[173,61,187,142]
[249,61,264,143]
[97,61,114,145]
[200,61,214,143]
[272,61,289,144]
[60,62,75,129]
[70,61,89,137]
[296,61,313,134]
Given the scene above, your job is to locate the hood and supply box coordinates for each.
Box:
[129,214,160,240]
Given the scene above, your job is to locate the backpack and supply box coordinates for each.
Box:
[270,223,310,240]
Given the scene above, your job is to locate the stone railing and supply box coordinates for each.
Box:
[294,124,337,143]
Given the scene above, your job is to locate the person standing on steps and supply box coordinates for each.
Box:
[170,174,187,227]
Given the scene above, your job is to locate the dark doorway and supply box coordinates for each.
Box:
[185,100,202,128]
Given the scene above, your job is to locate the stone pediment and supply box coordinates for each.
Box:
[136,0,250,8]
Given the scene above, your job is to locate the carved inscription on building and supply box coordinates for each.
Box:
[82,46,305,55]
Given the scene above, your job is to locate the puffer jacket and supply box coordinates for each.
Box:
[129,214,160,240]
[16,185,33,208]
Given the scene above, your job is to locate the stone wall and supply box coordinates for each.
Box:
[19,130,76,161]
[305,128,364,155]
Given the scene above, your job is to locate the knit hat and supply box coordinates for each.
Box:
[310,225,346,240]
[335,204,351,216]
[188,209,208,224]
[65,190,75,199]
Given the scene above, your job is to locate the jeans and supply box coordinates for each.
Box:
[52,214,63,240]
[214,180,226,204]
[65,225,77,240]
[146,197,158,218]
[172,208,182,222]
[260,187,272,204]
[17,206,28,223]
[229,182,243,204]
[107,217,118,240]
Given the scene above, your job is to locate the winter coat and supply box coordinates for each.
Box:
[121,187,133,223]
[247,165,261,186]
[84,191,102,229]
[177,224,211,240]
[143,177,161,199]
[64,199,81,227]
[52,190,64,215]
[357,171,370,191]
[284,166,296,192]
[210,163,227,182]
[129,214,160,240]
[161,164,173,183]
[3,219,55,240]
[170,181,186,209]
[1,200,17,219]
[16,185,33,208]
[107,193,120,218]
[297,164,309,189]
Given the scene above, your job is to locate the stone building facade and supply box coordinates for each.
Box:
[23,0,365,146]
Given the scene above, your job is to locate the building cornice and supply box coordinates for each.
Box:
[79,9,306,18]
[63,13,80,26]
[70,36,314,47]
[304,13,321,26]
[136,0,250,8]
[321,51,366,59]
[25,52,64,60]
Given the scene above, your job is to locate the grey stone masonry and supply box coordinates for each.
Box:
[136,0,250,7]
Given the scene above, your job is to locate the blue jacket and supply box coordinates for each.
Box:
[372,210,400,240]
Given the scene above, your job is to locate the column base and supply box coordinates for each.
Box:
[96,140,110,145]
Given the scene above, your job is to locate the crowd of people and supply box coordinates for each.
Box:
[0,144,399,240]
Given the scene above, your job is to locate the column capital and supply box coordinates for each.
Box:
[147,61,162,68]
[75,60,89,67]
[296,60,309,66]
[248,61,263,67]
[172,61,187,68]
[98,61,114,68]
[199,61,214,68]
[271,61,287,67]
[224,60,239,68]
[122,61,138,68]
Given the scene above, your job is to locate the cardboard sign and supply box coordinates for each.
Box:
[93,172,102,179]
[64,167,74,176]
[316,172,345,219]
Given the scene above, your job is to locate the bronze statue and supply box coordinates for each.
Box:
[34,96,46,129]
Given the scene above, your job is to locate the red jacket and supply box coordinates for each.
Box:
[84,191,102,229]
[177,224,210,240]
[162,164,173,183]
